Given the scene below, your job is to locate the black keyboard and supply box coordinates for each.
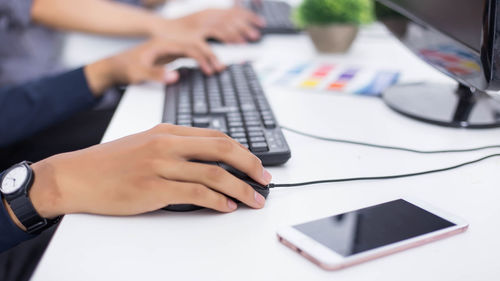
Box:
[162,63,291,166]
[244,0,299,34]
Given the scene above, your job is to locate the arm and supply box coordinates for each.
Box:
[1,124,272,252]
[0,37,223,148]
[30,0,164,37]
[30,0,265,42]
[0,68,98,148]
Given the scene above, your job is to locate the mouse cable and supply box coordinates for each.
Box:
[269,153,500,188]
[280,125,500,154]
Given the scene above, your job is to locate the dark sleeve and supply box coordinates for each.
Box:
[114,0,144,7]
[0,172,36,252]
[0,67,98,147]
[0,0,34,28]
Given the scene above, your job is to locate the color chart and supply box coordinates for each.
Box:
[256,61,400,97]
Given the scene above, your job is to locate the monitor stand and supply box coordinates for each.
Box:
[382,83,500,128]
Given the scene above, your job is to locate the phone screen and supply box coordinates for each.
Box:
[293,199,455,257]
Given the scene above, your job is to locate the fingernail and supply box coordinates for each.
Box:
[227,199,237,210]
[164,71,179,83]
[262,169,272,184]
[254,191,266,207]
[250,31,258,40]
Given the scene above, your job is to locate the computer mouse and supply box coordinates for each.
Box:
[163,162,270,212]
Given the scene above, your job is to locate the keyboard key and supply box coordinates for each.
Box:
[231,132,246,138]
[246,120,261,127]
[234,137,248,144]
[228,121,244,127]
[166,63,291,165]
[193,117,210,128]
[264,120,276,128]
[230,127,245,133]
[250,142,269,152]
[248,130,264,137]
[249,136,266,143]
[246,126,262,132]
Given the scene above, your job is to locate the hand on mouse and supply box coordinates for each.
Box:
[84,37,225,96]
[24,124,272,221]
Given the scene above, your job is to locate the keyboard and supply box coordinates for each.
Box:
[244,0,299,34]
[162,63,291,166]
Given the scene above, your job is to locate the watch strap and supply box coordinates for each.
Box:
[2,161,61,234]
[9,195,50,234]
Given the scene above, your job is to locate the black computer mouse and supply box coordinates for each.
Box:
[163,162,270,212]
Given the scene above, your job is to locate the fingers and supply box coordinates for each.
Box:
[193,40,225,72]
[221,24,247,44]
[239,8,266,28]
[157,180,238,212]
[233,19,261,41]
[159,161,266,209]
[151,124,249,151]
[146,68,179,84]
[146,38,223,76]
[164,135,271,186]
[183,41,224,74]
[164,70,179,84]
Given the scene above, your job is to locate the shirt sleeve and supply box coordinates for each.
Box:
[0,0,34,28]
[0,172,36,253]
[114,0,144,7]
[0,67,98,147]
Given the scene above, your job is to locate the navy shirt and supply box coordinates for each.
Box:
[0,67,97,251]
[0,0,144,85]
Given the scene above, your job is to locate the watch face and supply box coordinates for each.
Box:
[1,165,29,194]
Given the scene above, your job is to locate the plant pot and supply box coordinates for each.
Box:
[307,24,359,53]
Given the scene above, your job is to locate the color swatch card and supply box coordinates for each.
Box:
[254,60,401,97]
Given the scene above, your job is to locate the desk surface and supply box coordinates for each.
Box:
[33,1,500,280]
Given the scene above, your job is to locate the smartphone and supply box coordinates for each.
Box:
[277,198,468,270]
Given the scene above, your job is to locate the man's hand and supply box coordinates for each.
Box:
[84,37,224,96]
[28,124,272,218]
[155,8,266,44]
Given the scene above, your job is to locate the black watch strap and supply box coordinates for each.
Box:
[9,195,51,234]
[2,161,61,234]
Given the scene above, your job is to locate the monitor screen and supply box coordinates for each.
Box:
[384,0,485,51]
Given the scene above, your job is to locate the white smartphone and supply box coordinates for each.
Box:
[277,198,468,271]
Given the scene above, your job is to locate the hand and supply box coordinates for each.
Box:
[84,37,224,95]
[28,124,272,218]
[162,8,266,44]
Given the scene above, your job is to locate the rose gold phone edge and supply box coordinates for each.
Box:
[277,225,468,271]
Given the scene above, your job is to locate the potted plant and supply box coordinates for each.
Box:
[295,0,374,53]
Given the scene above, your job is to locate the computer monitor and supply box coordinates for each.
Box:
[376,0,500,128]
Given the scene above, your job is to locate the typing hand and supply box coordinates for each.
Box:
[168,8,266,44]
[28,124,272,218]
[84,37,224,96]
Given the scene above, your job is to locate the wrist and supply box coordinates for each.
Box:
[29,160,65,219]
[84,58,116,96]
[146,16,171,37]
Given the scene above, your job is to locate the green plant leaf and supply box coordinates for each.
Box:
[295,0,375,26]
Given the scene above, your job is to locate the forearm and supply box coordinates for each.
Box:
[0,68,98,147]
[31,0,164,37]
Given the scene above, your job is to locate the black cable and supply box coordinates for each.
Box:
[269,153,500,188]
[280,125,500,154]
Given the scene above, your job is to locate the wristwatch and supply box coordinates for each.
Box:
[0,161,60,234]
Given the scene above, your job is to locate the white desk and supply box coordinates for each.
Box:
[34,2,500,280]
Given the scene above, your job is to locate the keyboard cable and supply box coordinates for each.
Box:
[280,125,500,154]
[268,126,500,188]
